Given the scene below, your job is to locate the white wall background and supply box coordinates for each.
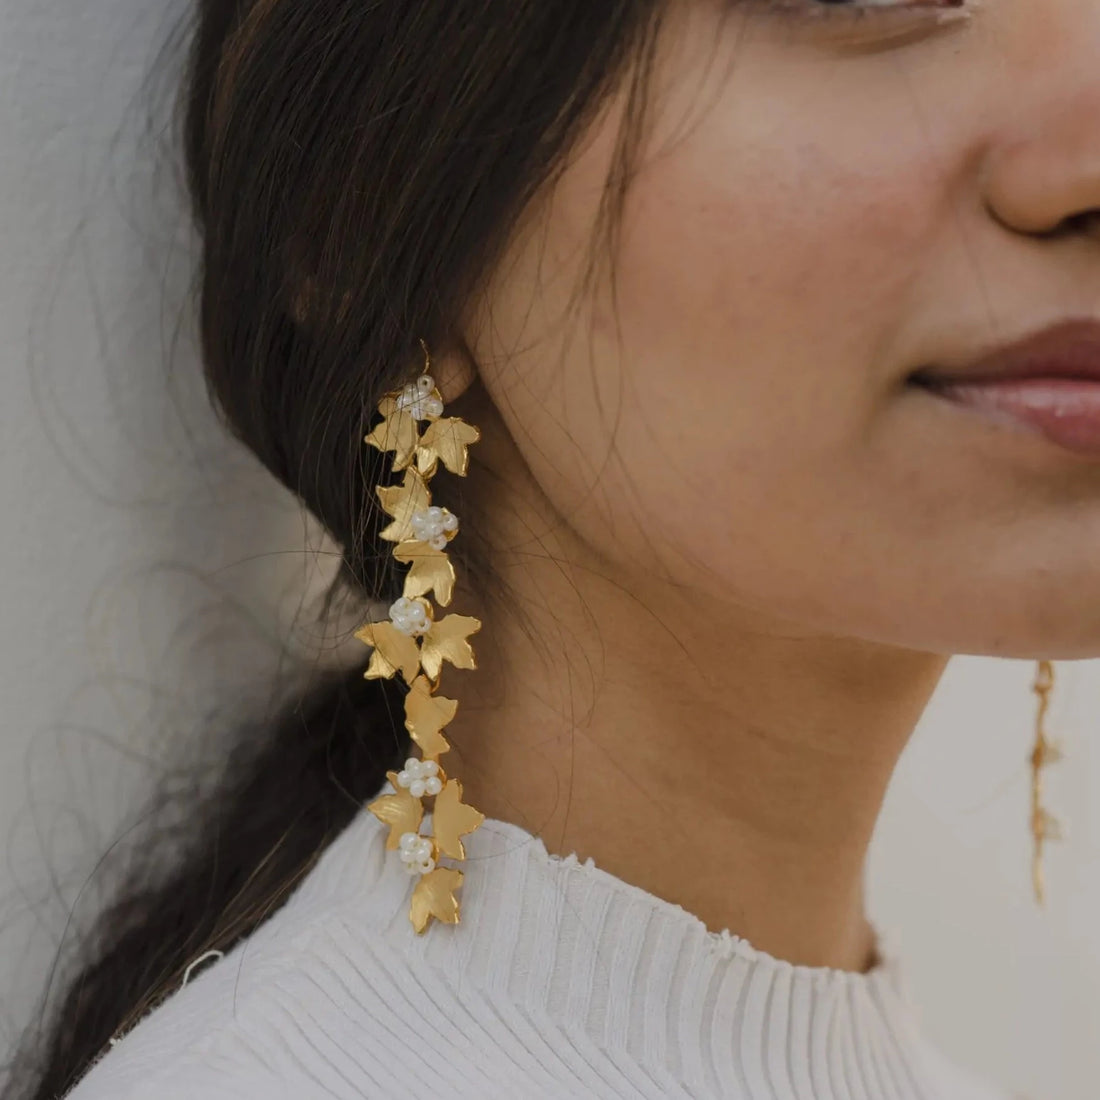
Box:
[0,3,1097,1098]
[0,0,345,1081]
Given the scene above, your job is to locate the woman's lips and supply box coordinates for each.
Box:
[916,375,1100,456]
[911,319,1100,457]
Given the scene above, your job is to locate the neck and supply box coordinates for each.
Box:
[444,396,949,974]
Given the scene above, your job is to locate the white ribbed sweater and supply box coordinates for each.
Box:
[66,811,1016,1100]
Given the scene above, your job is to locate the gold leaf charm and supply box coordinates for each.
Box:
[1035,808,1066,843]
[1033,739,1065,768]
[367,771,424,849]
[393,539,457,606]
[420,614,481,682]
[376,469,432,544]
[431,778,485,860]
[416,418,481,478]
[404,675,456,758]
[364,394,422,471]
[409,866,465,933]
[353,619,421,683]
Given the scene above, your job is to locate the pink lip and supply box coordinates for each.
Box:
[912,319,1100,457]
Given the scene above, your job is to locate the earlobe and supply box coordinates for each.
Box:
[428,342,479,405]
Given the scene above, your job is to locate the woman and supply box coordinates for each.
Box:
[15,0,1098,1096]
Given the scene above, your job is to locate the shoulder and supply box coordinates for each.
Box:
[61,814,614,1100]
[59,900,642,1100]
[61,885,518,1099]
[61,812,482,1099]
[61,813,696,1100]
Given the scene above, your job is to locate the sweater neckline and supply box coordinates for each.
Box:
[333,808,913,996]
[454,814,902,988]
[486,818,897,981]
[287,809,964,1099]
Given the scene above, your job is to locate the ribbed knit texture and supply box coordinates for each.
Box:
[66,811,1015,1099]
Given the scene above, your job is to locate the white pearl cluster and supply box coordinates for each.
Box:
[388,596,431,636]
[410,506,459,550]
[396,756,443,798]
[398,831,436,875]
[394,374,444,421]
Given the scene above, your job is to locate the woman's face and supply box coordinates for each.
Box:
[466,0,1100,660]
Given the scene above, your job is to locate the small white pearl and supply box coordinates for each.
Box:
[410,506,459,549]
[404,861,421,875]
[399,831,419,850]
[418,857,436,874]
[396,770,411,788]
[421,760,438,776]
[389,597,430,637]
[391,377,441,421]
[409,779,426,798]
[404,757,419,773]
[424,776,442,796]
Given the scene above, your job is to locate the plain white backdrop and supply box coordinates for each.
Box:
[0,3,1097,1097]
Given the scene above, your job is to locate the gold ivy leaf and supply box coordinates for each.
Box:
[420,614,481,682]
[1031,738,1065,769]
[1036,808,1066,843]
[431,778,485,860]
[393,539,456,606]
[367,771,424,849]
[404,675,456,759]
[376,468,432,544]
[354,619,421,683]
[416,417,481,478]
[409,866,465,934]
[364,395,421,471]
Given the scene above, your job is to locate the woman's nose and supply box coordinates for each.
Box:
[981,33,1100,239]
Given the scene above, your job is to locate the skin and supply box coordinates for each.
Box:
[423,0,1100,971]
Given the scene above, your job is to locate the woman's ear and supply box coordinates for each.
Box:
[431,341,478,405]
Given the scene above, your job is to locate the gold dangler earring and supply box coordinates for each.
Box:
[355,338,485,933]
[1029,659,1065,905]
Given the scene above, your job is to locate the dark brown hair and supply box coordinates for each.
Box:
[12,2,666,1096]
